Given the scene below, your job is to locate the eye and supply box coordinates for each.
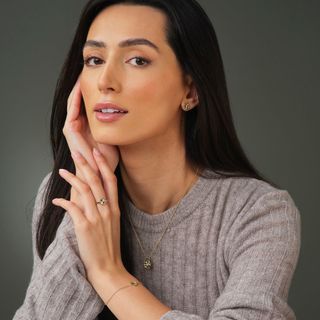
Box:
[83,56,103,66]
[82,55,151,68]
[127,56,151,67]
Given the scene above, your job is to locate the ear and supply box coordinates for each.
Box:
[183,74,199,107]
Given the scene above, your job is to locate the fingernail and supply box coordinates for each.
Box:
[59,168,68,174]
[93,148,102,157]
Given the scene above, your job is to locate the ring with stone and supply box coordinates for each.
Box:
[96,197,108,206]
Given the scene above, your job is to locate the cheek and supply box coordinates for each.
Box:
[131,79,158,100]
[125,72,184,134]
[128,71,182,106]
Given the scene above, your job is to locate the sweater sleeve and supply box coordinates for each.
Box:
[160,190,301,320]
[12,172,105,320]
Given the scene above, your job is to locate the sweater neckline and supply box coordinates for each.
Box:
[123,169,220,232]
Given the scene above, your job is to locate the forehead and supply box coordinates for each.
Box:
[87,4,168,43]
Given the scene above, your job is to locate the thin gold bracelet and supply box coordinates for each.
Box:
[106,281,140,305]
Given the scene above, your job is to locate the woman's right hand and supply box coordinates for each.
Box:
[63,77,120,210]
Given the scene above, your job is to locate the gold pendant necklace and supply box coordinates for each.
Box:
[126,168,200,270]
[143,257,153,270]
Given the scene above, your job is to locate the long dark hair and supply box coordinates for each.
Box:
[37,0,277,318]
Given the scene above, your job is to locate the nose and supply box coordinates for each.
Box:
[97,59,121,93]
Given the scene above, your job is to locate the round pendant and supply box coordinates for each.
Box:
[144,257,153,270]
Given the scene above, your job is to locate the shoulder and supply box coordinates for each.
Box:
[200,171,301,270]
[35,171,52,205]
[201,169,301,233]
[203,169,298,212]
[209,171,301,250]
[32,171,53,227]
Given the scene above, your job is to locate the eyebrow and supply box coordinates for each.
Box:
[83,38,160,53]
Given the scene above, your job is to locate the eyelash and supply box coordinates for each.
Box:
[82,56,151,68]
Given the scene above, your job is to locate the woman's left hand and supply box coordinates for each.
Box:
[52,147,126,282]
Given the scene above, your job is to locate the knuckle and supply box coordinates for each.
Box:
[81,184,91,194]
[62,125,71,136]
[68,201,77,209]
[88,174,100,185]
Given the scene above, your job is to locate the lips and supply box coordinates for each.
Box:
[94,102,128,113]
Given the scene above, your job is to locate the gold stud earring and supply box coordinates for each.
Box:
[182,103,191,111]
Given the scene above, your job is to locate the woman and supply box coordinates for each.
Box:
[13,0,301,319]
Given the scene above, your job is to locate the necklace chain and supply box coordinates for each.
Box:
[126,168,200,270]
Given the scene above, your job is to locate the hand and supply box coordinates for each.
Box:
[52,148,126,281]
[63,76,120,210]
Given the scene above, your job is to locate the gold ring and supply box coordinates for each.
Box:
[96,197,108,206]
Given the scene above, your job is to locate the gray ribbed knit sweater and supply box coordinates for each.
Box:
[13,169,301,319]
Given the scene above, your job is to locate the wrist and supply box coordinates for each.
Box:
[89,267,137,299]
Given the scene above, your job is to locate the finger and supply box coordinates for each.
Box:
[66,79,78,112]
[93,148,119,214]
[52,198,86,227]
[70,151,111,217]
[58,168,102,222]
[96,142,119,172]
[70,184,84,211]
[67,76,80,107]
[64,80,100,174]
[66,78,81,122]
[67,132,99,173]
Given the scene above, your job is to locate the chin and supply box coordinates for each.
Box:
[90,123,147,146]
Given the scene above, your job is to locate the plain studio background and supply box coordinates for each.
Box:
[1,1,318,318]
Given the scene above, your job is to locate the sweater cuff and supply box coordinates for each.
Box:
[160,310,202,320]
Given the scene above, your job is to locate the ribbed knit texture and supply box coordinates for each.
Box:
[13,169,301,319]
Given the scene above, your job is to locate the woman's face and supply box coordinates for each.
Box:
[80,4,191,146]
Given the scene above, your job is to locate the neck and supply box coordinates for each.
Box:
[118,137,199,215]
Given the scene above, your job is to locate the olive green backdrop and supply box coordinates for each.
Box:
[1,1,318,318]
